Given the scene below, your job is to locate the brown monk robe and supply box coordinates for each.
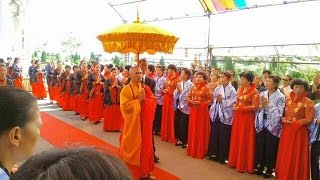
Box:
[120,66,157,180]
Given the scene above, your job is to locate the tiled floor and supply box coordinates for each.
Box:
[37,99,275,180]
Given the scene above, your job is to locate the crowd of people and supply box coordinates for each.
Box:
[1,56,320,180]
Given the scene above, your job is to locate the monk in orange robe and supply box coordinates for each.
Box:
[120,66,157,179]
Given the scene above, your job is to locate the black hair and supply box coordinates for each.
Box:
[196,71,209,81]
[11,147,133,180]
[118,66,123,73]
[72,65,79,71]
[110,67,117,72]
[0,59,4,63]
[181,68,191,79]
[220,71,231,79]
[290,78,309,91]
[65,65,71,70]
[240,71,255,83]
[263,70,272,75]
[167,64,177,72]
[268,75,281,88]
[14,57,20,63]
[100,64,104,72]
[107,64,113,69]
[147,64,155,73]
[0,87,38,135]
[124,65,132,71]
[157,66,165,72]
[34,60,40,64]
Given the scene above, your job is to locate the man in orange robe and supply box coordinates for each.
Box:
[120,66,157,179]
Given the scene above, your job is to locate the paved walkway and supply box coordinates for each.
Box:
[36,99,274,180]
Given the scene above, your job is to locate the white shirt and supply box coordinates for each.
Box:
[282,85,293,98]
[0,168,9,180]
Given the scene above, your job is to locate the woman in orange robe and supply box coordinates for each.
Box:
[276,78,314,180]
[53,61,63,106]
[71,65,80,114]
[161,64,180,144]
[47,62,56,104]
[103,68,123,131]
[60,65,73,111]
[77,60,89,120]
[33,60,47,99]
[228,71,260,173]
[87,62,105,123]
[187,71,212,159]
[11,57,23,89]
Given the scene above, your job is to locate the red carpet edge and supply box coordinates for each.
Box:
[40,112,180,180]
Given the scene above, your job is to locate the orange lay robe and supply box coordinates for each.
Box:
[78,70,89,119]
[88,73,104,122]
[13,75,24,89]
[60,72,73,111]
[161,74,180,143]
[54,69,62,106]
[187,81,212,159]
[228,84,259,173]
[33,70,47,99]
[48,75,55,101]
[120,82,156,178]
[276,92,314,180]
[103,78,123,131]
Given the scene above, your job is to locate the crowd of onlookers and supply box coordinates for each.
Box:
[1,56,320,180]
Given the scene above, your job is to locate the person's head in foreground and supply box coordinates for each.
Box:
[0,86,41,177]
[11,147,133,180]
[290,78,309,96]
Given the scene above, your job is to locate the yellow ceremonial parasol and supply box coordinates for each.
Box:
[97,13,179,65]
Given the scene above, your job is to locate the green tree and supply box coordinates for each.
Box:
[32,51,38,60]
[222,56,235,72]
[41,50,48,63]
[90,52,95,61]
[70,52,81,65]
[210,56,218,67]
[119,60,126,67]
[159,56,165,66]
[113,55,121,66]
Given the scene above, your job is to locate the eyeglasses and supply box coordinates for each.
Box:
[282,79,289,81]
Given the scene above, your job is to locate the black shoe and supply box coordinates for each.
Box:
[154,155,159,163]
[263,169,272,178]
[255,168,264,176]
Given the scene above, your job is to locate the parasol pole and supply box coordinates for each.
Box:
[136,53,140,66]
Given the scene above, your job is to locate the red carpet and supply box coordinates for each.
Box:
[40,112,180,180]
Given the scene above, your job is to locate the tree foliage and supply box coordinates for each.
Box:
[112,55,121,66]
[159,56,165,66]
